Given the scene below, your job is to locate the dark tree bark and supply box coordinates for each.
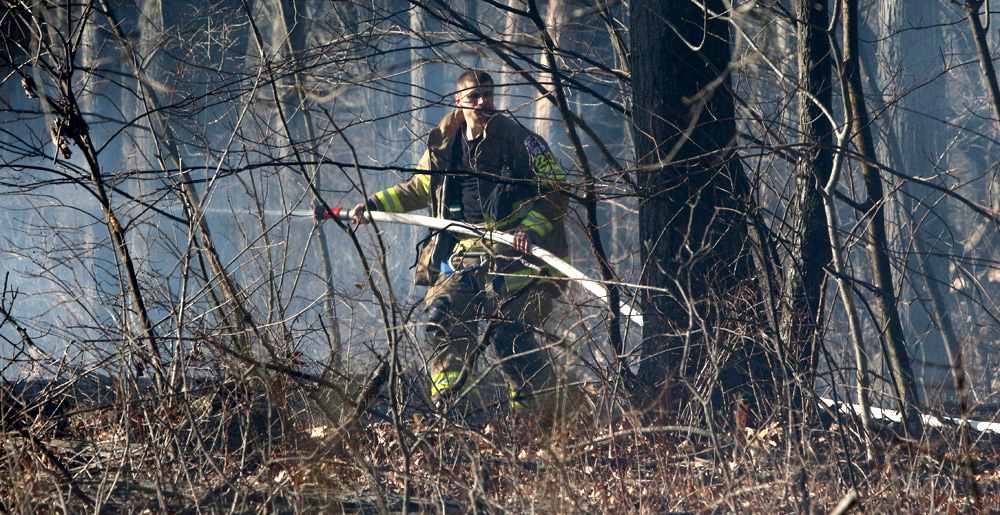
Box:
[532,0,566,143]
[842,0,922,438]
[780,0,834,387]
[959,0,1000,135]
[868,0,960,405]
[631,0,768,422]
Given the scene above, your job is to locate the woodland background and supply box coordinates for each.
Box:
[1,0,1000,512]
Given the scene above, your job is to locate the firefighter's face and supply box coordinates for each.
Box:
[456,81,495,127]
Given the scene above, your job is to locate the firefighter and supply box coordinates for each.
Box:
[349,70,569,417]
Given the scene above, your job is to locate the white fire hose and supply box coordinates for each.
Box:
[315,206,643,327]
[316,207,1000,435]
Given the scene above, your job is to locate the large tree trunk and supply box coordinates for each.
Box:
[23,2,167,390]
[961,0,1000,136]
[957,0,1000,397]
[523,0,632,392]
[99,0,263,356]
[498,0,534,113]
[533,0,565,143]
[780,0,834,388]
[253,0,343,367]
[631,0,767,423]
[410,5,429,167]
[842,0,922,438]
[78,4,119,342]
[869,0,962,404]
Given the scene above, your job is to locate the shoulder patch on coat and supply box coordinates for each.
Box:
[523,134,547,156]
[523,134,562,178]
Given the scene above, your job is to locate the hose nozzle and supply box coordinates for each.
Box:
[314,206,342,220]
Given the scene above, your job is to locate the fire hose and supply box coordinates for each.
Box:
[312,207,1000,435]
[315,206,644,327]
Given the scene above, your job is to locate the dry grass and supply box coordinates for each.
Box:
[2,373,996,514]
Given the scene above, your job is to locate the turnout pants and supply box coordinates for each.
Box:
[424,251,558,408]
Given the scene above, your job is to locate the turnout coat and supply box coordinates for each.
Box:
[365,109,569,290]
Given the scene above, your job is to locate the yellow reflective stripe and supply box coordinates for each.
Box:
[509,390,528,410]
[430,371,480,397]
[374,191,392,212]
[374,191,389,211]
[430,371,462,395]
[386,187,404,212]
[375,188,405,212]
[525,210,551,228]
[525,223,547,238]
[432,371,460,385]
[503,269,546,291]
[417,174,431,197]
[520,210,553,237]
[500,261,571,290]
[453,238,487,253]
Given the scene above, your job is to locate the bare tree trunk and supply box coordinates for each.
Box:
[23,3,166,391]
[780,0,834,390]
[259,0,343,367]
[866,0,961,405]
[78,4,113,345]
[842,0,922,438]
[79,116,166,389]
[499,0,533,113]
[99,0,263,355]
[960,0,1000,136]
[410,4,429,166]
[957,0,1000,399]
[631,0,767,422]
[824,127,876,454]
[943,0,992,503]
[533,0,565,143]
[524,0,633,394]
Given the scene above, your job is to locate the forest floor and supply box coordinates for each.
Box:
[2,376,998,513]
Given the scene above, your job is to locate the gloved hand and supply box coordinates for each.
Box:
[348,203,371,225]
